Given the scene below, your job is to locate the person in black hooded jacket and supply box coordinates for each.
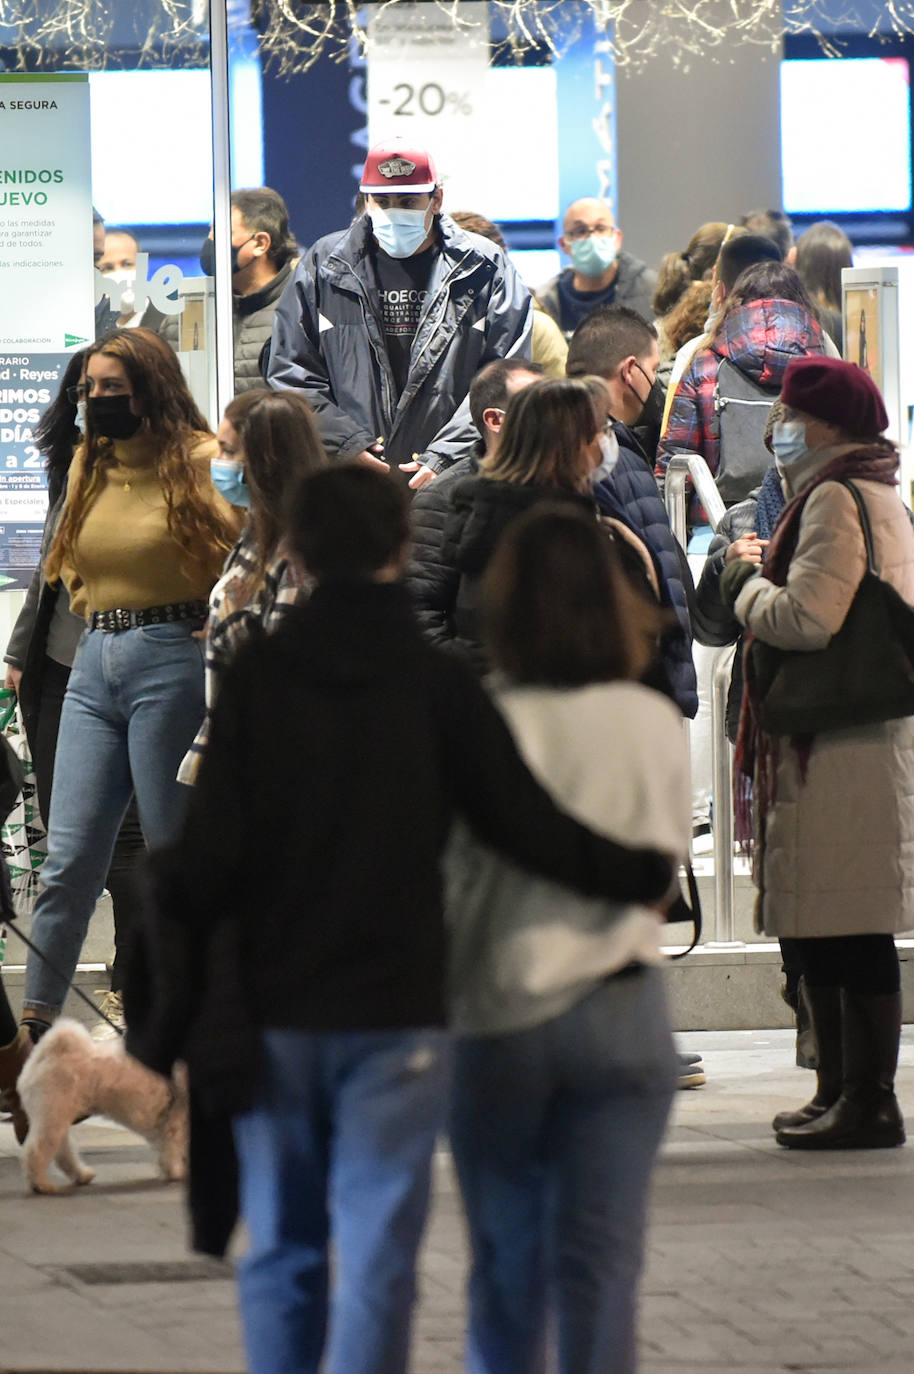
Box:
[407,357,544,648]
[436,376,672,683]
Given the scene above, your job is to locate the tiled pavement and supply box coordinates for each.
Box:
[1,1026,913,1372]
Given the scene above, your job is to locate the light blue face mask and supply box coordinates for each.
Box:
[569,233,617,277]
[770,419,808,467]
[211,457,249,508]
[369,206,430,259]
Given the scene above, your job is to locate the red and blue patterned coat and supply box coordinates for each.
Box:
[656,298,826,483]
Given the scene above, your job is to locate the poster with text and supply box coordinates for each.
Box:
[0,73,94,590]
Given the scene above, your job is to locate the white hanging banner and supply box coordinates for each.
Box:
[0,72,94,589]
[366,2,491,211]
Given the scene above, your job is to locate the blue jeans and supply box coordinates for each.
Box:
[232,1027,450,1374]
[449,968,676,1374]
[24,622,205,1014]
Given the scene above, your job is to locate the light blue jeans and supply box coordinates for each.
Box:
[232,1027,450,1374]
[450,968,676,1374]
[24,622,205,1014]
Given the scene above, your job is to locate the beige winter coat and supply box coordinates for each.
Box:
[734,461,914,938]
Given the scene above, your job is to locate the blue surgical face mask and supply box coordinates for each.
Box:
[369,206,431,258]
[211,457,249,508]
[770,419,808,468]
[569,232,617,277]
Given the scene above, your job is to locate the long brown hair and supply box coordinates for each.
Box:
[653,221,736,316]
[795,220,853,313]
[481,377,603,492]
[223,388,326,572]
[483,504,663,686]
[46,328,237,583]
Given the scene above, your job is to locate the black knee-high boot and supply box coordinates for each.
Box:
[772,984,842,1132]
[776,990,905,1149]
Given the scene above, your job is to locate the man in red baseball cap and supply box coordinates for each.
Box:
[267,137,532,490]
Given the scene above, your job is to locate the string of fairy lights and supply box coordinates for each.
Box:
[0,0,910,73]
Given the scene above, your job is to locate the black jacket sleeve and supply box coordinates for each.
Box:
[432,654,674,904]
[407,468,466,648]
[691,500,758,647]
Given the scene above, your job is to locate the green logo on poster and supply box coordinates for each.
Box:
[65,334,88,348]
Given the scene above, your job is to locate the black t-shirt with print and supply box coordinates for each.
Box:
[374,245,437,397]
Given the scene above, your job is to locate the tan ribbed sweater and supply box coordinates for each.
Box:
[58,435,235,620]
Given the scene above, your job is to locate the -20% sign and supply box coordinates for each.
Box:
[379,83,473,117]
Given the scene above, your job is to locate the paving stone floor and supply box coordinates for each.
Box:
[1,1027,913,1373]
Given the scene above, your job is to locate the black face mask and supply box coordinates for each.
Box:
[638,378,666,434]
[88,394,143,441]
[199,234,254,278]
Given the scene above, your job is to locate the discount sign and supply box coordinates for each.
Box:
[366,1,491,209]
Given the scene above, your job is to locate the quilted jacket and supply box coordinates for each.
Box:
[656,298,826,482]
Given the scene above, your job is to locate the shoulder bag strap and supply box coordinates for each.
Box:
[837,478,878,576]
[667,860,702,959]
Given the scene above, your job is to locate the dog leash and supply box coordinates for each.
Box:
[2,914,126,1038]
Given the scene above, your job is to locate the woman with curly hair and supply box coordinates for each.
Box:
[20,328,240,1039]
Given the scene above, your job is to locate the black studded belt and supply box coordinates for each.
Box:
[88,600,209,633]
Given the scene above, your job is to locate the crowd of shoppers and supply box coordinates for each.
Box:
[1,132,908,1374]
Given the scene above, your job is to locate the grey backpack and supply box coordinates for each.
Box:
[712,357,778,505]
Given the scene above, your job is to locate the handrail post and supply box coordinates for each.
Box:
[709,645,739,945]
[662,462,690,550]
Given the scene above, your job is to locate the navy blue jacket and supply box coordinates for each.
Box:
[594,422,697,717]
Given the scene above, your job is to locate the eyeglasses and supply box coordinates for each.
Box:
[565,225,617,242]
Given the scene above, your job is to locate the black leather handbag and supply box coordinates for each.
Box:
[749,479,914,736]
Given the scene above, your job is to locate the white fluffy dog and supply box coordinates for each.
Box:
[16,1018,188,1194]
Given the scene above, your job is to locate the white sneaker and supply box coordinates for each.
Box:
[91,989,125,1041]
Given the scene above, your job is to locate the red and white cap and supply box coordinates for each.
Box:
[360,139,439,194]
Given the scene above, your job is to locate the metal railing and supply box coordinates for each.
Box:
[663,453,743,947]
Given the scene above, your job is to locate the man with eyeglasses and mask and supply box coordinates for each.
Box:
[536,198,657,343]
[267,139,532,491]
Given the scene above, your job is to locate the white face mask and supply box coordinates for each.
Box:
[368,206,431,258]
[74,399,87,435]
[592,430,620,485]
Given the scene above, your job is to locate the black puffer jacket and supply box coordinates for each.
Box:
[692,492,759,740]
[595,422,697,717]
[406,450,479,649]
[440,477,595,671]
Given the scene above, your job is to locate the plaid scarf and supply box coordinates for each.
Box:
[733,442,899,852]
